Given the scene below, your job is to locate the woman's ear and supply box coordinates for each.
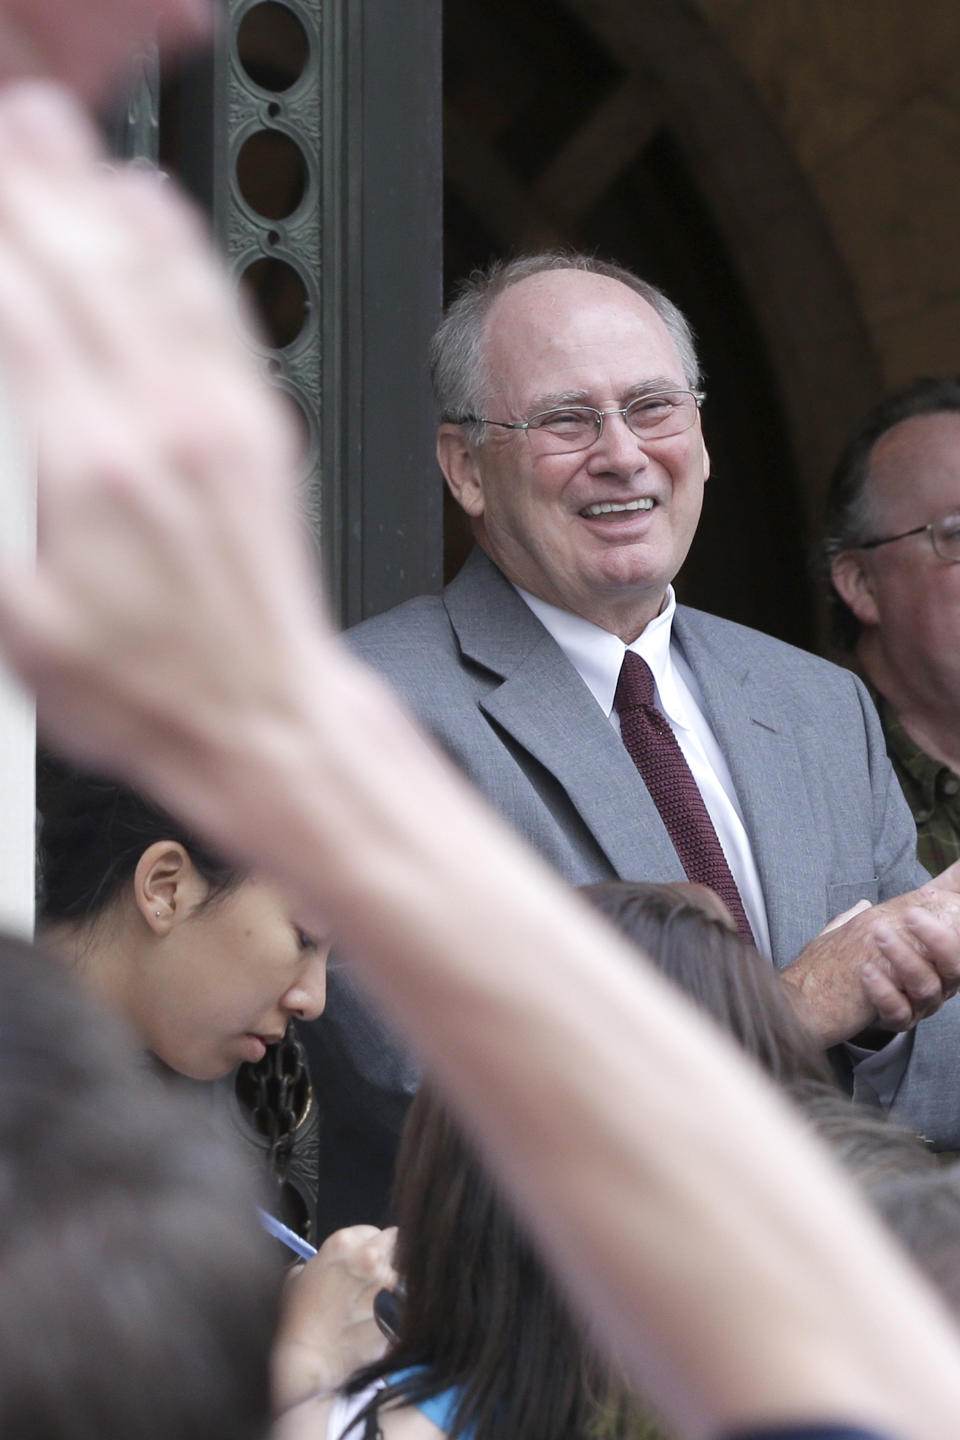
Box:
[133,841,208,934]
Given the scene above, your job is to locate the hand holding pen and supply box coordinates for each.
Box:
[268,1219,399,1414]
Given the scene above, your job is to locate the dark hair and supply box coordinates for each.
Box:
[0,932,280,1439]
[345,1084,643,1440]
[579,881,834,1091]
[37,750,238,923]
[822,375,960,649]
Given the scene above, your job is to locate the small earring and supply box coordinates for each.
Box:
[155,909,162,918]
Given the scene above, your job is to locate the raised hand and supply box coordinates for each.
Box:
[0,0,211,103]
[0,83,333,862]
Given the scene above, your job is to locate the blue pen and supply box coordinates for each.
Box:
[257,1207,317,1261]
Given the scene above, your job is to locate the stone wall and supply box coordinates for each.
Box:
[695,0,960,386]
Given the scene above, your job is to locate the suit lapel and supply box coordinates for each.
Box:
[445,553,685,880]
[673,608,827,965]
[444,557,827,957]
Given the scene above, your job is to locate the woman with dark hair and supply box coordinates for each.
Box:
[280,1083,643,1440]
[579,880,835,1093]
[276,883,935,1440]
[580,881,937,1187]
[277,877,841,1440]
[36,754,329,1080]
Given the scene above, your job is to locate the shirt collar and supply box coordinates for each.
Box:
[869,684,956,808]
[514,585,688,726]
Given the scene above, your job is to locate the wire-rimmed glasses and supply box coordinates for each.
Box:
[458,388,705,455]
[857,511,960,563]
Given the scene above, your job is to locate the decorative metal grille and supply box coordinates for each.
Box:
[216,1,326,537]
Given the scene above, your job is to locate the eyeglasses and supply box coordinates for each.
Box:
[459,388,705,455]
[857,510,960,563]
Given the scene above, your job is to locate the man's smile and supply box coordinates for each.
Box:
[579,497,656,519]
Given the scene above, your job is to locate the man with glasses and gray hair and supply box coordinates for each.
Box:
[825,377,960,878]
[315,254,960,1197]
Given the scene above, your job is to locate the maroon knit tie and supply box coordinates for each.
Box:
[614,651,754,942]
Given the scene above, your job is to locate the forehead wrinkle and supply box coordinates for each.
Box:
[525,375,686,417]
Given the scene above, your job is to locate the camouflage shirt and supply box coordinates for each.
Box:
[870,687,960,876]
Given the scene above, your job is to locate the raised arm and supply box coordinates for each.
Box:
[1,82,960,1440]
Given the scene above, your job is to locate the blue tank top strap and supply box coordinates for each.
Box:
[385,1367,475,1438]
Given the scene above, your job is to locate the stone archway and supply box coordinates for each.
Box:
[443,0,881,648]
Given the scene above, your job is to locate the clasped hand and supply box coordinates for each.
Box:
[781,859,960,1046]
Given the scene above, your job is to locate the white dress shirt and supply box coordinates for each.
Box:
[515,584,772,955]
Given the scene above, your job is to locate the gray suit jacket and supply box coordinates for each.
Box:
[326,549,960,1146]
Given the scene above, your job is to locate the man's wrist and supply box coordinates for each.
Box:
[778,957,862,1049]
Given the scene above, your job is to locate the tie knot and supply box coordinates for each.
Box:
[615,651,656,712]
